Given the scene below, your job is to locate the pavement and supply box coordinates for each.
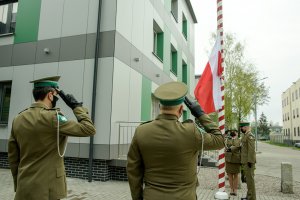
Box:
[1,142,300,200]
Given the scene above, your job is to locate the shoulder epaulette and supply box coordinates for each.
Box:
[18,108,29,114]
[183,119,194,124]
[140,120,153,125]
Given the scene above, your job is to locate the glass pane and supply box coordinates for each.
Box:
[1,86,11,122]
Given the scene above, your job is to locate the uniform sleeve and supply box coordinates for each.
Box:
[54,107,96,137]
[127,133,144,200]
[247,135,256,163]
[230,139,241,153]
[195,114,224,150]
[8,123,19,192]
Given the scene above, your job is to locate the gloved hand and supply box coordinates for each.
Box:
[57,90,83,109]
[247,162,252,168]
[184,97,205,118]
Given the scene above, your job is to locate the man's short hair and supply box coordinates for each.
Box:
[32,87,55,101]
[160,104,181,111]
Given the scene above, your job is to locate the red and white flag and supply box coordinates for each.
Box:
[194,35,223,114]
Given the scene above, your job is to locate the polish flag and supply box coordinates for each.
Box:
[194,36,223,114]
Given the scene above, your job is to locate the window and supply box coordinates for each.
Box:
[288,128,290,136]
[153,20,164,61]
[0,1,18,35]
[182,13,187,39]
[288,113,289,120]
[294,127,296,136]
[298,127,300,136]
[0,81,12,124]
[170,44,177,75]
[296,90,298,99]
[182,60,187,84]
[293,109,295,118]
[297,108,299,117]
[171,0,178,21]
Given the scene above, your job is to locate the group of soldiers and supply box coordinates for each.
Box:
[7,77,256,200]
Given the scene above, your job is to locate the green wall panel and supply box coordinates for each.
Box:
[141,76,152,121]
[14,0,42,43]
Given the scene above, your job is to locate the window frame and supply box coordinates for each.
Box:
[0,81,12,125]
[153,20,164,62]
[170,44,177,76]
[0,1,18,36]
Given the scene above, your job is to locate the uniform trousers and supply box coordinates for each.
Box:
[243,164,256,200]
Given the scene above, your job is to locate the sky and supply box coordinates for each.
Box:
[190,0,300,125]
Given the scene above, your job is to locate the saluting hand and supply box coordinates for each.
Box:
[184,97,205,118]
[57,90,83,109]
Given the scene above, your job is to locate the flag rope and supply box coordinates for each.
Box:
[217,0,226,192]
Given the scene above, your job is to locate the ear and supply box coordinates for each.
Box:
[179,105,184,114]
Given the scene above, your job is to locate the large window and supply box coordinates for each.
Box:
[182,60,187,84]
[153,20,164,61]
[0,1,18,35]
[170,44,177,75]
[182,13,187,39]
[0,81,12,124]
[171,0,178,21]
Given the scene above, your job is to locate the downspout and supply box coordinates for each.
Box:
[88,0,102,182]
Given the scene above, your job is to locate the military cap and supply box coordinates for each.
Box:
[154,82,188,106]
[30,76,60,89]
[239,121,250,127]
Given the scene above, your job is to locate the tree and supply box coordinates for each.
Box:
[258,112,270,136]
[209,33,269,129]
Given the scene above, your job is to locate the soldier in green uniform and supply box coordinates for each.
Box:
[240,122,256,200]
[225,130,241,196]
[127,82,224,200]
[8,76,96,200]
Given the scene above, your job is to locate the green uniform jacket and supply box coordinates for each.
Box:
[225,138,241,164]
[8,102,96,200]
[127,113,224,200]
[241,131,256,164]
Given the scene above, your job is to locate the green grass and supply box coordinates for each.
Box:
[264,141,300,151]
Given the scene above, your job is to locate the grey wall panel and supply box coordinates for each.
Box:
[0,45,13,67]
[0,139,7,152]
[94,144,110,160]
[130,45,143,74]
[85,33,96,59]
[114,32,131,66]
[35,38,60,64]
[60,35,87,62]
[12,42,37,66]
[142,54,163,85]
[99,31,115,58]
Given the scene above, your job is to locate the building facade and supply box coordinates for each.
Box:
[0,0,197,181]
[282,78,300,144]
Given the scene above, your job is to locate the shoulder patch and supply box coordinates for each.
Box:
[183,119,194,124]
[140,120,153,125]
[58,114,68,123]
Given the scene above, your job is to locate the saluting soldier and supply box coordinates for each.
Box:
[240,122,256,200]
[8,76,96,200]
[225,130,241,196]
[127,82,224,200]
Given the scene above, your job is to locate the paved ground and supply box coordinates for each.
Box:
[1,142,300,200]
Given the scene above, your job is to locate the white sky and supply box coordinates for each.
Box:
[190,0,300,125]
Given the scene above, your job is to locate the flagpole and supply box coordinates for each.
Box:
[216,0,226,193]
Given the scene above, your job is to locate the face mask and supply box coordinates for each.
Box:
[240,128,246,133]
[51,95,59,108]
[230,132,236,137]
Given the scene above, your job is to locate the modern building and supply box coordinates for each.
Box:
[282,78,300,144]
[0,0,197,181]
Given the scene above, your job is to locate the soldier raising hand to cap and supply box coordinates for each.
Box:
[127,81,224,200]
[8,76,96,200]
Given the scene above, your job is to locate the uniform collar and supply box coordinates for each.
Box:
[156,114,178,120]
[31,102,51,109]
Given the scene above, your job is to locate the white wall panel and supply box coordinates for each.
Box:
[58,60,85,143]
[143,0,154,58]
[131,0,145,50]
[116,0,133,42]
[110,58,130,144]
[86,0,98,34]
[93,57,114,144]
[61,0,89,37]
[100,0,117,32]
[0,67,13,81]
[38,0,64,40]
[33,62,59,79]
[128,69,142,122]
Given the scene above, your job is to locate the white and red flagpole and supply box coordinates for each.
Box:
[216,0,226,193]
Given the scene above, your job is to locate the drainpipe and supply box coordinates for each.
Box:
[88,0,102,182]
